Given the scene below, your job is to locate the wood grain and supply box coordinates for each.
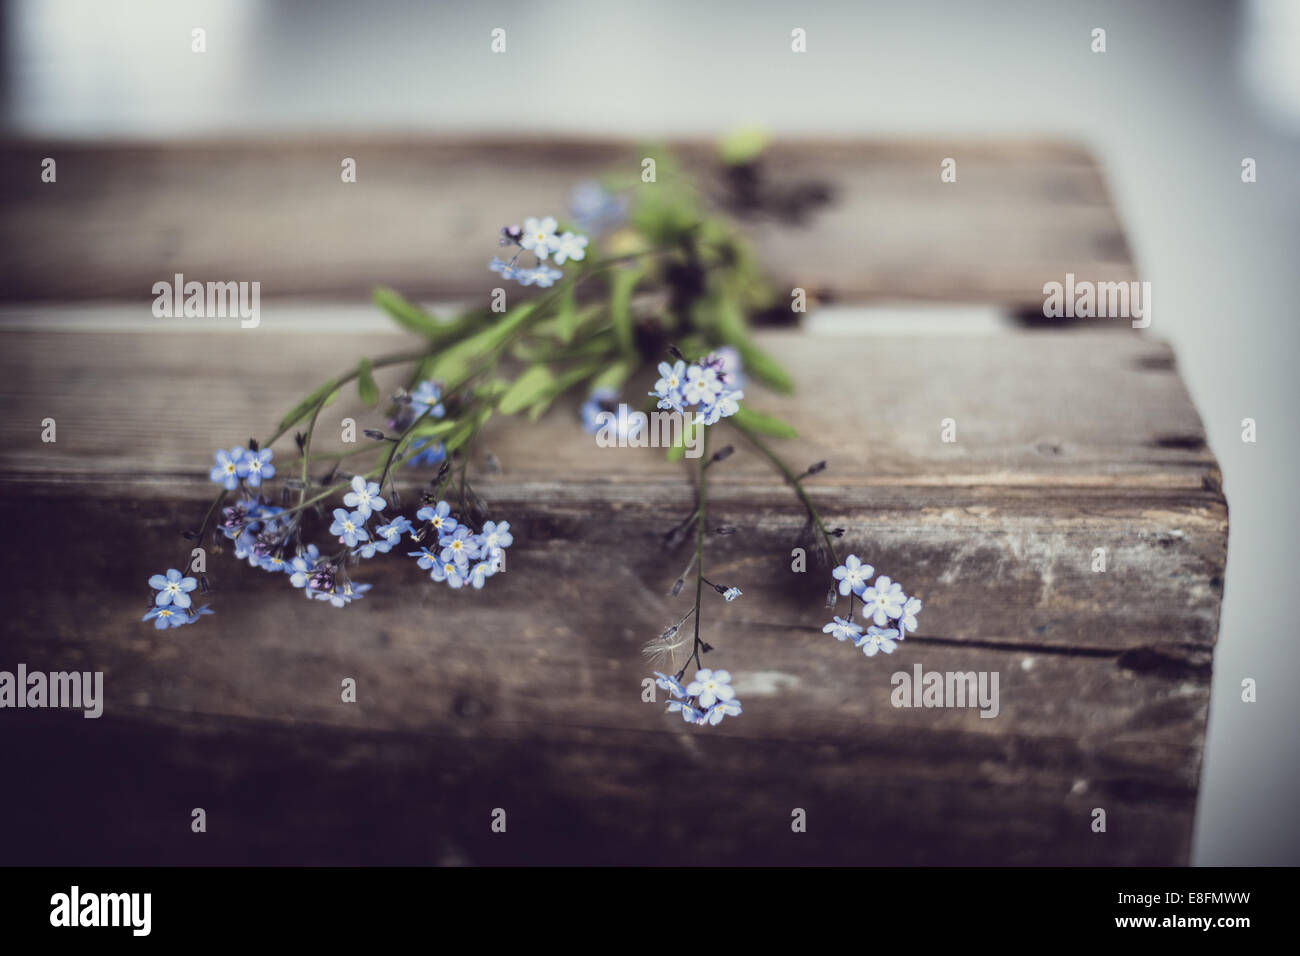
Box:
[0,322,1224,864]
[0,137,1136,309]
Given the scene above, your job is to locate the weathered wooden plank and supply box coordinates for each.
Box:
[0,325,1226,657]
[0,319,1222,864]
[0,137,1135,308]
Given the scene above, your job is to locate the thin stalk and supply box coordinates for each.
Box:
[729,418,839,566]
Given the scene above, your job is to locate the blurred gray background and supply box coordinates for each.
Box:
[4,0,1297,865]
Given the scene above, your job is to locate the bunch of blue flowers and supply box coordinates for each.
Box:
[489,216,589,287]
[822,554,923,657]
[650,349,745,426]
[654,669,743,727]
[146,375,516,625]
[408,500,512,591]
[641,350,751,729]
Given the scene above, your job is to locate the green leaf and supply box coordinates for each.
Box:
[555,284,578,344]
[428,302,536,388]
[609,267,642,356]
[589,357,635,394]
[357,358,378,407]
[734,339,794,393]
[732,405,797,439]
[526,358,605,422]
[473,379,511,402]
[714,298,794,393]
[498,365,558,415]
[372,287,446,339]
[407,418,459,440]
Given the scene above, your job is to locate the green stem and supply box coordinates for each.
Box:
[681,427,711,679]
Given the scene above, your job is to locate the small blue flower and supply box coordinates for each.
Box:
[430,559,466,589]
[353,538,392,559]
[479,520,513,553]
[288,545,321,592]
[570,181,628,235]
[409,380,446,419]
[406,438,447,468]
[377,516,413,545]
[650,360,686,413]
[185,604,215,624]
[832,554,874,597]
[581,388,616,434]
[722,586,743,602]
[409,546,440,570]
[521,264,563,288]
[342,475,386,518]
[416,500,457,535]
[654,672,687,698]
[695,388,743,426]
[489,256,523,281]
[855,626,900,657]
[707,346,745,388]
[209,446,245,490]
[686,668,736,708]
[467,559,495,589]
[897,595,922,636]
[822,616,863,642]
[439,526,481,568]
[329,508,370,547]
[257,553,291,574]
[142,606,188,630]
[519,216,560,259]
[682,364,722,407]
[550,231,588,266]
[149,568,197,609]
[668,699,705,724]
[232,530,260,567]
[313,581,372,608]
[861,575,905,626]
[237,447,275,487]
[703,698,742,726]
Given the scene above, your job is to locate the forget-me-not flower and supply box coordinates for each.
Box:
[519,216,560,259]
[149,568,197,609]
[654,672,687,698]
[430,560,466,589]
[651,360,686,413]
[832,555,874,597]
[209,447,245,490]
[686,668,736,708]
[822,616,864,642]
[330,508,369,547]
[343,475,386,519]
[521,264,563,288]
[861,575,905,626]
[237,448,275,487]
[409,380,446,419]
[479,520,513,554]
[439,526,481,568]
[856,626,900,657]
[142,606,188,629]
[704,698,742,726]
[897,595,922,636]
[377,516,413,545]
[550,231,588,265]
[417,500,457,535]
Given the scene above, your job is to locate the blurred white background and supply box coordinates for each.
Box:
[4,0,1298,865]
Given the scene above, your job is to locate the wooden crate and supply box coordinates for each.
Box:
[0,139,1224,865]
